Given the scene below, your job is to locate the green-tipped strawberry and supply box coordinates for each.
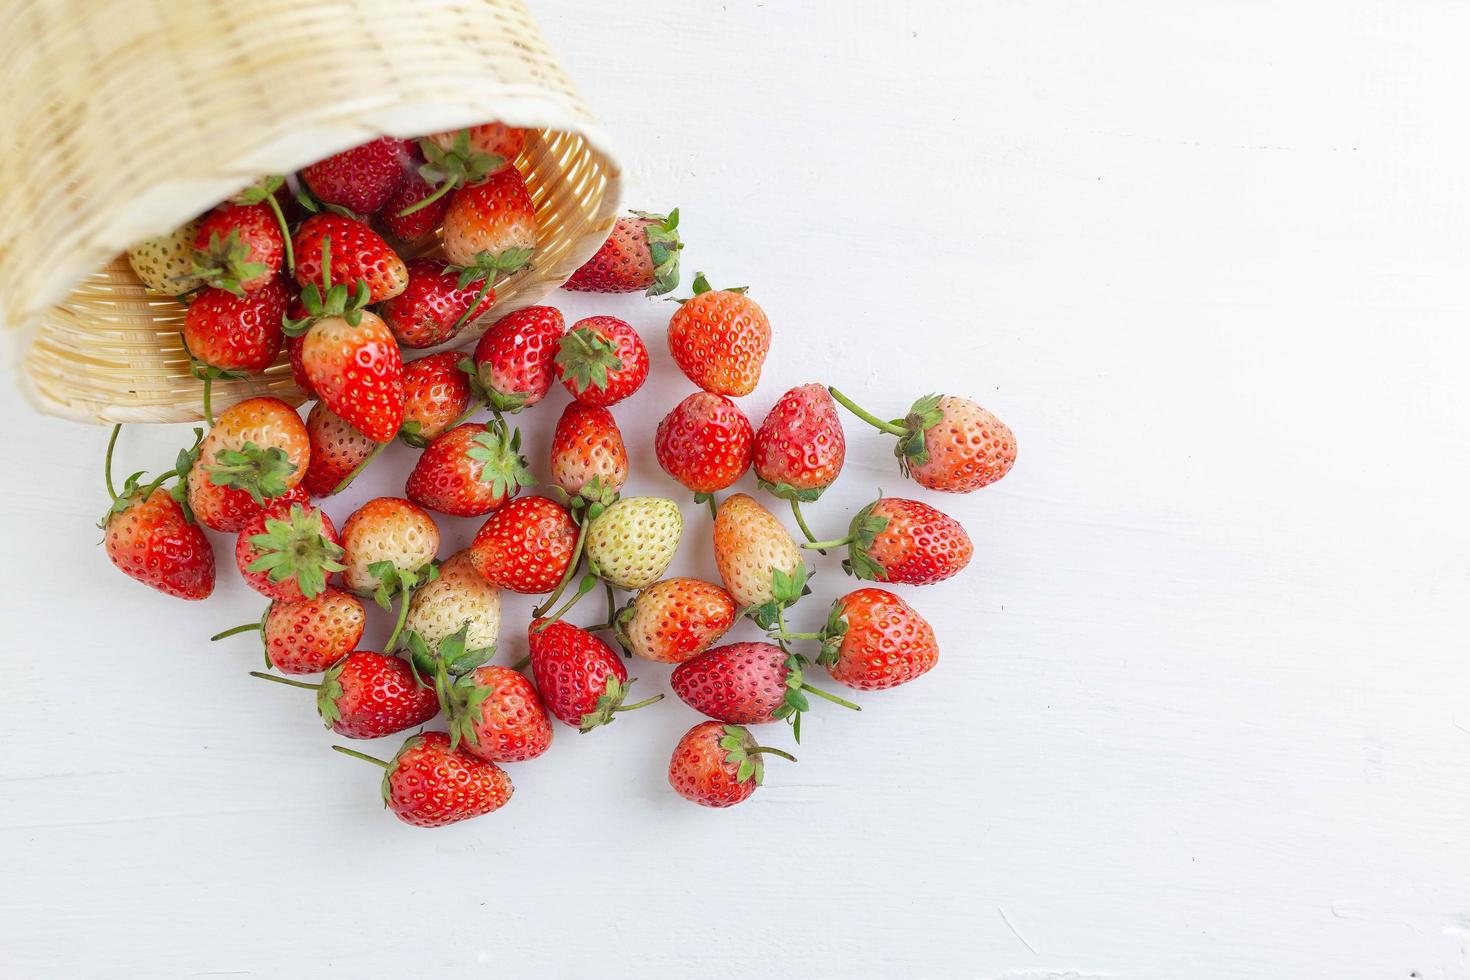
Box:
[235,500,345,601]
[712,493,806,613]
[827,389,1017,493]
[401,551,501,654]
[668,722,795,808]
[563,209,683,296]
[801,495,973,585]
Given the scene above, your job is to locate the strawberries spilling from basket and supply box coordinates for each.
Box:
[105,121,1019,827]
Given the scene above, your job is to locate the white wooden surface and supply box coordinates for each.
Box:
[3,2,1469,977]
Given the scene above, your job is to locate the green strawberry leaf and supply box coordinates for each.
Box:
[244,504,345,599]
[554,326,624,396]
[203,442,296,505]
[464,424,533,501]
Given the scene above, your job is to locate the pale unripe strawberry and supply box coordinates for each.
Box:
[615,578,736,664]
[584,496,682,590]
[403,551,501,653]
[339,497,440,595]
[907,395,1017,493]
[127,216,207,294]
[550,402,627,499]
[712,493,803,608]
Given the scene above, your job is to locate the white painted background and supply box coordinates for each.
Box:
[2,2,1468,977]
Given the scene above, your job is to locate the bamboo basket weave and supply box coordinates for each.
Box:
[0,0,622,424]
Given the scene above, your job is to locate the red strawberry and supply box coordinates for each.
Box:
[292,213,408,303]
[300,136,410,215]
[549,401,627,500]
[405,422,531,518]
[182,277,289,375]
[303,401,380,497]
[442,168,538,268]
[809,496,973,585]
[554,315,648,407]
[441,664,554,763]
[816,588,938,690]
[335,731,513,828]
[667,274,770,396]
[252,650,438,738]
[668,721,794,808]
[297,309,404,442]
[184,396,310,532]
[470,305,565,412]
[425,123,526,167]
[211,588,366,675]
[468,496,577,594]
[379,258,496,350]
[527,619,662,732]
[654,391,753,495]
[379,167,451,243]
[192,203,285,295]
[286,333,317,400]
[614,578,736,664]
[671,642,857,737]
[235,499,344,601]
[562,209,682,296]
[754,383,846,499]
[401,351,476,445]
[828,389,1017,493]
[101,468,214,600]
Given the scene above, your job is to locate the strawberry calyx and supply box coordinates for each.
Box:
[403,625,495,688]
[445,247,532,335]
[245,503,347,600]
[459,355,528,416]
[400,131,506,217]
[465,421,533,500]
[203,440,297,506]
[98,426,203,527]
[549,474,620,518]
[893,393,946,473]
[368,559,440,654]
[745,563,811,631]
[718,724,796,785]
[578,674,663,734]
[669,271,748,305]
[630,208,683,296]
[838,497,894,581]
[814,600,851,668]
[190,228,268,298]
[756,478,825,504]
[281,235,372,336]
[406,626,499,750]
[554,325,624,397]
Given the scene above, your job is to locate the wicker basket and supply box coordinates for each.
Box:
[0,0,622,425]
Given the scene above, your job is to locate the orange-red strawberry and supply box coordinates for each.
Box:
[379,258,496,350]
[468,496,577,594]
[527,619,662,732]
[442,167,537,268]
[292,213,408,303]
[182,277,289,376]
[440,663,554,764]
[671,642,857,737]
[668,722,794,808]
[252,650,438,738]
[614,578,736,664]
[235,499,344,601]
[405,422,531,518]
[806,496,972,586]
[814,588,938,690]
[334,731,513,828]
[298,309,404,442]
[303,402,379,497]
[754,383,846,499]
[192,203,285,295]
[554,315,648,407]
[562,209,682,296]
[655,391,753,496]
[549,401,627,500]
[101,460,215,600]
[828,389,1017,493]
[712,493,804,612]
[667,273,770,396]
[400,351,476,445]
[470,305,565,412]
[184,396,309,532]
[300,136,410,215]
[211,588,366,675]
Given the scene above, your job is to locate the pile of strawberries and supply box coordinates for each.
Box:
[100,121,1018,827]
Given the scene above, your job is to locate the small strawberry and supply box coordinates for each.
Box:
[100,445,214,600]
[813,588,939,690]
[655,391,753,501]
[562,209,682,296]
[753,382,846,501]
[333,731,513,828]
[182,277,290,422]
[379,166,451,243]
[584,496,683,590]
[412,626,552,764]
[292,213,408,303]
[442,167,538,268]
[827,389,1017,493]
[712,493,805,612]
[470,305,565,412]
[668,722,794,808]
[229,176,296,275]
[527,619,662,732]
[549,402,627,500]
[405,421,531,518]
[468,496,578,594]
[667,273,770,396]
[184,396,309,533]
[379,257,497,350]
[614,578,736,664]
[252,650,438,738]
[211,588,366,675]
[401,551,501,653]
[192,203,285,295]
[302,401,380,497]
[671,641,858,739]
[399,351,477,445]
[803,496,972,585]
[235,499,345,601]
[300,136,410,215]
[554,315,648,407]
[128,215,207,295]
[339,497,440,597]
[424,123,526,167]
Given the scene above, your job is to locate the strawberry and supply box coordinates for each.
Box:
[379,257,497,350]
[754,383,846,499]
[440,664,554,763]
[334,731,513,827]
[671,641,858,739]
[252,650,438,738]
[655,391,753,498]
[712,493,805,612]
[584,496,683,590]
[562,209,682,296]
[527,619,661,732]
[804,496,972,585]
[468,496,578,594]
[286,333,317,400]
[183,278,289,374]
[668,722,794,808]
[128,215,207,295]
[405,421,531,518]
[666,273,770,396]
[101,467,214,600]
[300,136,410,215]
[813,588,938,690]
[212,588,366,675]
[184,396,309,533]
[394,128,521,230]
[192,203,285,295]
[235,499,345,601]
[425,123,526,167]
[302,401,379,497]
[470,305,565,412]
[339,497,440,596]
[554,316,648,407]
[379,166,451,243]
[549,402,627,500]
[401,551,501,653]
[292,213,408,303]
[400,351,477,445]
[614,578,736,664]
[442,167,538,268]
[827,389,1016,493]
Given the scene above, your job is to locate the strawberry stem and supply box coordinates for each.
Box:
[801,535,853,551]
[248,670,319,691]
[265,193,295,275]
[104,423,121,498]
[331,439,390,495]
[212,623,261,640]
[447,275,495,336]
[444,401,485,432]
[510,654,530,672]
[396,179,453,218]
[770,631,822,641]
[534,573,596,629]
[202,375,214,428]
[828,387,907,436]
[604,582,617,623]
[801,683,861,711]
[747,745,797,763]
[532,521,588,617]
[331,745,390,769]
[383,591,413,654]
[789,499,823,552]
[614,692,664,713]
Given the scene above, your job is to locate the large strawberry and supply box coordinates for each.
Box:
[252,650,438,738]
[401,550,500,653]
[811,588,938,690]
[550,401,627,501]
[442,167,537,268]
[183,277,291,422]
[666,273,770,396]
[417,627,552,764]
[184,396,309,533]
[302,401,379,497]
[671,641,858,739]
[333,731,513,828]
[468,496,578,594]
[827,389,1016,493]
[100,441,214,600]
[655,391,753,501]
[128,215,207,295]
[400,352,478,445]
[554,316,648,407]
[235,499,345,601]
[405,421,531,518]
[292,213,408,303]
[584,496,683,591]
[614,578,736,664]
[379,257,497,350]
[466,305,563,413]
[192,203,285,295]
[211,588,366,675]
[527,619,661,732]
[803,496,972,585]
[753,384,846,545]
[712,493,805,614]
[668,722,794,809]
[562,209,682,296]
[300,136,410,215]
